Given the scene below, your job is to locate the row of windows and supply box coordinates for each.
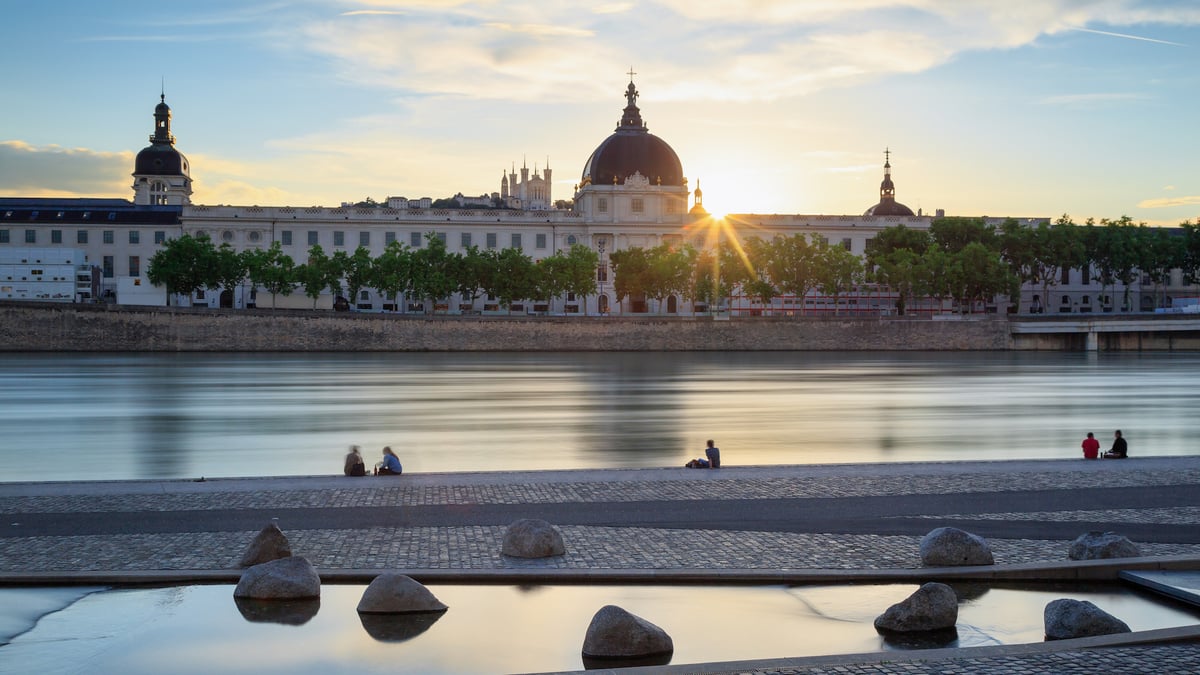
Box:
[0,229,167,245]
[3,210,119,221]
[98,256,140,278]
[276,230,552,250]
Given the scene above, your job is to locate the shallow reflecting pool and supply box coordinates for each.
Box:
[2,582,1197,674]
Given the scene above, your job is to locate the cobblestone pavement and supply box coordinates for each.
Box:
[3,458,1200,674]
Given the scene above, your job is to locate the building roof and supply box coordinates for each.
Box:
[134,95,190,178]
[0,198,182,225]
[580,80,684,188]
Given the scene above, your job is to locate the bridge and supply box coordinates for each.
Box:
[1009,313,1200,351]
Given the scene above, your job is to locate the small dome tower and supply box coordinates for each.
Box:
[132,93,193,206]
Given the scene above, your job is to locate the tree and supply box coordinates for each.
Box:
[765,234,820,315]
[147,233,218,305]
[300,244,341,308]
[864,224,930,269]
[690,247,731,314]
[609,246,652,311]
[334,246,375,308]
[871,248,924,315]
[371,240,412,311]
[213,243,247,303]
[1088,217,1140,311]
[945,242,1015,313]
[816,239,865,316]
[1134,225,1185,310]
[409,233,457,313]
[243,242,297,309]
[930,217,997,254]
[489,247,538,311]
[645,243,695,314]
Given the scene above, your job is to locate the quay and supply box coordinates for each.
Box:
[3,457,1200,673]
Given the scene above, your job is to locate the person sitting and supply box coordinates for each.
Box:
[344,445,366,476]
[684,458,710,469]
[376,446,403,475]
[1081,432,1100,460]
[704,439,721,469]
[1103,430,1128,459]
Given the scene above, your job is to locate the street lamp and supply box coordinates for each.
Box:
[596,238,606,315]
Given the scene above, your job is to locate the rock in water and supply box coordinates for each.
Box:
[357,573,448,614]
[581,604,674,660]
[874,582,959,633]
[1068,531,1141,560]
[501,518,566,558]
[920,527,994,566]
[233,556,320,599]
[239,522,292,567]
[1044,598,1131,640]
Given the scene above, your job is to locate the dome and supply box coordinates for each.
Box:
[135,144,190,176]
[135,94,190,177]
[581,81,684,187]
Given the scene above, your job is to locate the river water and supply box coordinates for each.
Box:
[0,351,1195,482]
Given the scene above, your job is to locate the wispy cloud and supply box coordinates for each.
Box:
[1138,195,1200,209]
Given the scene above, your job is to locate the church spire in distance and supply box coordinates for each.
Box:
[618,67,645,131]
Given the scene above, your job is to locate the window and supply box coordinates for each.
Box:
[461,232,472,248]
[536,233,547,249]
[102,256,114,278]
[1061,268,1071,285]
[128,255,140,277]
[566,234,577,246]
[0,230,8,244]
[631,198,644,213]
[248,231,261,243]
[598,197,608,213]
[511,233,522,249]
[154,231,166,244]
[25,229,36,243]
[51,230,62,244]
[126,230,139,245]
[841,238,852,251]
[103,230,114,244]
[486,233,497,249]
[665,199,677,214]
[385,231,395,245]
[307,231,318,246]
[333,231,345,247]
[410,232,422,247]
[281,230,293,246]
[435,232,447,244]
[77,230,88,244]
[222,230,234,243]
[359,231,370,247]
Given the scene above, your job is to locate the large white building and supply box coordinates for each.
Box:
[3,80,1192,315]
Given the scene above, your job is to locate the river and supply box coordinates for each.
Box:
[0,351,1195,482]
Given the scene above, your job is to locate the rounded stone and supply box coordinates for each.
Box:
[238,522,292,567]
[1044,598,1132,640]
[874,582,959,633]
[233,555,320,600]
[357,573,448,614]
[581,604,674,660]
[1068,531,1141,560]
[920,527,995,566]
[501,518,566,558]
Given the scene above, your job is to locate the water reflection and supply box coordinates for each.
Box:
[235,597,321,626]
[1,352,1198,481]
[358,611,444,642]
[2,583,1197,674]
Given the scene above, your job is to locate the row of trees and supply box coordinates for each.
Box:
[147,234,599,311]
[147,216,1200,315]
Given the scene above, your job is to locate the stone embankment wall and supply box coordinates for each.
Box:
[0,302,1015,351]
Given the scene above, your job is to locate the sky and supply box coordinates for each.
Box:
[1,0,1198,224]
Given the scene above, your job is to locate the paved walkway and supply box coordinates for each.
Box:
[3,457,1200,673]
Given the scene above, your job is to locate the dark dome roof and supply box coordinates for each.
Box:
[582,131,683,187]
[135,144,190,176]
[864,198,914,217]
[581,81,684,187]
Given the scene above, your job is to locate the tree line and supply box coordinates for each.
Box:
[147,234,599,311]
[148,216,1200,314]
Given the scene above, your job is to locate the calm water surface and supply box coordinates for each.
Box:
[0,351,1196,481]
[3,583,1196,674]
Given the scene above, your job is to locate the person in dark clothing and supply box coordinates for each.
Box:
[1103,430,1128,459]
[704,439,721,469]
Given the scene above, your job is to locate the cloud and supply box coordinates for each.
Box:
[0,141,131,197]
[1138,196,1200,209]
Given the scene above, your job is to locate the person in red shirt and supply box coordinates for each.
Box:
[1081,432,1100,460]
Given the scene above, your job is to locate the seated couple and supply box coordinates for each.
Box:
[344,445,403,476]
[685,440,721,469]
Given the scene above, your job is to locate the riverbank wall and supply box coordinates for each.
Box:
[2,302,1017,351]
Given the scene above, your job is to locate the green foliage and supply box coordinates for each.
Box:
[243,242,297,308]
[147,233,219,303]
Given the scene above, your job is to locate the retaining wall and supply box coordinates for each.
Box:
[0,302,1014,351]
